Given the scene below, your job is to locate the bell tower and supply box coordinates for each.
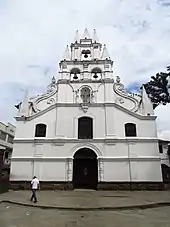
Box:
[59,28,113,81]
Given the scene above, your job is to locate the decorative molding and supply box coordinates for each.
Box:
[59,59,113,65]
[11,156,161,162]
[29,80,58,113]
[47,98,55,105]
[70,142,102,157]
[98,156,161,161]
[11,157,68,161]
[113,77,140,112]
[61,78,114,84]
[80,103,89,113]
[13,137,159,144]
[15,102,157,122]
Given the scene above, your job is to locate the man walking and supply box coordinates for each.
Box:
[30,176,40,203]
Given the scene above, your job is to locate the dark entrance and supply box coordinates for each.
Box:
[78,117,93,139]
[73,148,98,190]
[0,150,10,194]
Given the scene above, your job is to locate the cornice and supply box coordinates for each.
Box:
[60,59,113,65]
[15,102,157,122]
[58,78,114,84]
[13,137,159,144]
[11,156,161,162]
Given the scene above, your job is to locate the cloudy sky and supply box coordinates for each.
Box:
[0,0,170,139]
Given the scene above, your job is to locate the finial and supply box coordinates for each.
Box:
[51,76,56,84]
[73,30,79,43]
[101,44,110,59]
[63,45,70,60]
[116,76,120,83]
[141,85,154,115]
[20,89,29,117]
[93,29,99,43]
[82,28,90,39]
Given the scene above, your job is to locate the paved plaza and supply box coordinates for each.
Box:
[1,190,170,226]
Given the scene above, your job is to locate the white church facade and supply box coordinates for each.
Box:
[10,29,163,190]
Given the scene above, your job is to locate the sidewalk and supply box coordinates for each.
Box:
[1,190,170,210]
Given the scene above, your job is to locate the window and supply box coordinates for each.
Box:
[7,135,14,144]
[4,151,9,159]
[125,123,137,137]
[78,117,93,139]
[159,144,163,153]
[0,130,6,141]
[80,87,91,103]
[35,124,47,137]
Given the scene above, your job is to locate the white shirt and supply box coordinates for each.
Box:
[31,178,39,189]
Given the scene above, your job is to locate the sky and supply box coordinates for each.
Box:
[0,0,170,139]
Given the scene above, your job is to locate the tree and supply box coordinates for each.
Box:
[143,66,170,109]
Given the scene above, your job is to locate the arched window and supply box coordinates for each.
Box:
[35,124,47,137]
[78,117,93,139]
[80,87,91,103]
[91,67,102,79]
[125,123,137,137]
[70,68,80,80]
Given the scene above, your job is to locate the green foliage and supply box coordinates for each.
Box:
[143,67,170,109]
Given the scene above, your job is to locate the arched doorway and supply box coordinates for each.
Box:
[73,148,98,189]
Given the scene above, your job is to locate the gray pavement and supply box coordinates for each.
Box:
[1,190,170,209]
[1,190,170,226]
[0,202,170,227]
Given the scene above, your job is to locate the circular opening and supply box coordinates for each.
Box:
[84,54,88,58]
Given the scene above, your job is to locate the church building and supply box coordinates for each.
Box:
[10,29,163,190]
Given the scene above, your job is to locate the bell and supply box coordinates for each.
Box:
[93,72,98,79]
[73,73,78,80]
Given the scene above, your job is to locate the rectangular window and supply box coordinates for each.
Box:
[78,117,93,139]
[7,135,14,144]
[4,151,9,159]
[159,144,163,153]
[0,130,7,141]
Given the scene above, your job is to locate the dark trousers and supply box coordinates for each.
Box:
[30,189,37,202]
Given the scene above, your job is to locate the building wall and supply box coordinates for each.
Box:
[11,102,162,183]
[0,122,15,164]
[15,106,157,139]
[10,139,162,182]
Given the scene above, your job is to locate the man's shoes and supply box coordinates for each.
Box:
[34,201,37,203]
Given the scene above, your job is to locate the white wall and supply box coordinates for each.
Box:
[15,105,157,140]
[11,141,162,182]
[10,161,33,181]
[103,161,130,181]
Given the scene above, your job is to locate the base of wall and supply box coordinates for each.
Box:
[10,181,73,190]
[97,182,164,190]
[10,181,164,191]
